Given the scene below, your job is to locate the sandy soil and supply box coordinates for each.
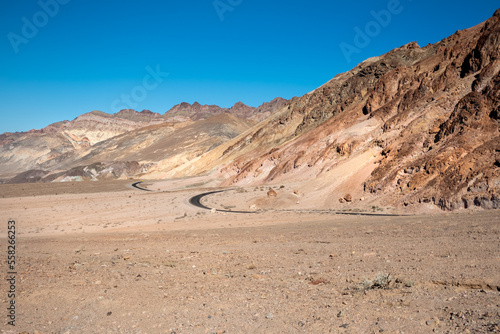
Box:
[0,179,499,333]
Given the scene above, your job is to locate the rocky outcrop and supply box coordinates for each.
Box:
[190,9,500,211]
[363,11,500,210]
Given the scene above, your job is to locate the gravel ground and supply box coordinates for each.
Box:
[0,182,499,333]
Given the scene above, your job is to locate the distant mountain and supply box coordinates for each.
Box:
[0,98,286,182]
[164,98,288,122]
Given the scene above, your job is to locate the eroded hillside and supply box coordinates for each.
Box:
[166,9,499,211]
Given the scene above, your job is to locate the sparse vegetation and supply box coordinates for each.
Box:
[362,272,392,290]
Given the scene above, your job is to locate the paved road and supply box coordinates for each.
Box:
[189,190,256,214]
[131,181,152,192]
[187,190,406,216]
[130,182,406,216]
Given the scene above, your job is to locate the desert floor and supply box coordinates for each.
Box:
[0,179,499,333]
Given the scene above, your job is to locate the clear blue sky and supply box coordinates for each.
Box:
[0,0,498,133]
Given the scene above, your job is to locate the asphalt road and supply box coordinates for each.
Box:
[189,190,256,214]
[131,181,152,192]
[130,182,406,216]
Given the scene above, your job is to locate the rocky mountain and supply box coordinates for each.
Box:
[0,98,284,182]
[164,102,224,121]
[164,9,500,211]
[1,114,254,183]
[164,98,288,122]
[0,109,173,180]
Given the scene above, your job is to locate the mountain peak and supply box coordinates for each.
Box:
[232,101,251,108]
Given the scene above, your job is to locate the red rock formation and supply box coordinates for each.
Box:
[212,9,500,210]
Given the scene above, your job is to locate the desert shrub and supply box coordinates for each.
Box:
[362,273,392,290]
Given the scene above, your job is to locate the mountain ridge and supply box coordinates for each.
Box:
[1,10,499,212]
[0,97,286,181]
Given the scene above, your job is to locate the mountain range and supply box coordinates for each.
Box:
[1,9,499,211]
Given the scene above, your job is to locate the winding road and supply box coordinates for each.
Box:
[131,181,152,192]
[131,181,406,216]
[188,189,405,216]
[189,190,256,214]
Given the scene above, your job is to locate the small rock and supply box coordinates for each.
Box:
[267,189,277,197]
[310,278,328,285]
[266,313,274,319]
[344,194,352,202]
[107,311,112,316]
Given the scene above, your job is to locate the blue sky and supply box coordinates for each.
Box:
[0,0,498,133]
